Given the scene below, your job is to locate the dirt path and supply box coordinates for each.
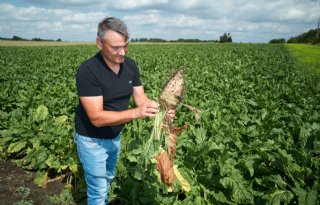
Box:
[0,158,65,205]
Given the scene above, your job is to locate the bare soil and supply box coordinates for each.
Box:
[0,158,65,205]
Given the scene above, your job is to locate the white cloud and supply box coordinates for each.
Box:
[124,11,207,28]
[25,0,104,7]
[0,3,105,41]
[108,0,168,10]
[0,0,319,42]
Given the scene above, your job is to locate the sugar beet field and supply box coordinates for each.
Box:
[0,43,319,204]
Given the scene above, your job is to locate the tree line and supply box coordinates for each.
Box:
[131,33,232,43]
[269,28,320,44]
[130,38,217,43]
[0,36,62,42]
[2,33,233,43]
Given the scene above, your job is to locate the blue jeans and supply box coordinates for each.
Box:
[75,132,121,205]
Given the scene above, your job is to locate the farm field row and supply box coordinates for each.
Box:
[0,43,319,204]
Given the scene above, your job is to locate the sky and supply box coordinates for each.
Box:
[0,0,319,43]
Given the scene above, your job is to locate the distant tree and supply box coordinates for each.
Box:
[269,38,286,44]
[219,33,232,43]
[149,38,166,42]
[176,38,201,42]
[56,38,62,42]
[12,35,24,40]
[287,37,298,43]
[32,37,41,41]
[287,28,320,44]
[130,37,218,43]
[0,36,11,40]
[138,38,148,42]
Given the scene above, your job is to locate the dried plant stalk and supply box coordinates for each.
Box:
[149,67,199,192]
[160,68,184,110]
[156,150,175,185]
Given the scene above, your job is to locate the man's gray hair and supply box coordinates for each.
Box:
[97,17,129,41]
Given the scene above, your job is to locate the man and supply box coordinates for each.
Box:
[74,17,174,204]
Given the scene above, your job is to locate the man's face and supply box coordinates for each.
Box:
[98,30,128,65]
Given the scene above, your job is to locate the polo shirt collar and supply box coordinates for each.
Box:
[96,51,124,76]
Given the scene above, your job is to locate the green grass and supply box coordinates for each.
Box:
[286,44,320,75]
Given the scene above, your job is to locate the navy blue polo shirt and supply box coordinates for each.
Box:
[75,52,142,139]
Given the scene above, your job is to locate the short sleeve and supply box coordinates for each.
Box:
[129,59,142,87]
[76,64,102,96]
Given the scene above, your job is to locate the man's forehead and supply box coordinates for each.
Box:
[109,41,129,46]
[105,30,126,39]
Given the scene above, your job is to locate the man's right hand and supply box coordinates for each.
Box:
[134,100,159,119]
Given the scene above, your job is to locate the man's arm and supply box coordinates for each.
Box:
[133,86,176,120]
[132,86,151,107]
[80,91,158,128]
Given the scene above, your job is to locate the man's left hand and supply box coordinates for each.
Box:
[167,110,176,122]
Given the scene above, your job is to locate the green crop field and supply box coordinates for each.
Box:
[286,44,320,76]
[0,43,319,204]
